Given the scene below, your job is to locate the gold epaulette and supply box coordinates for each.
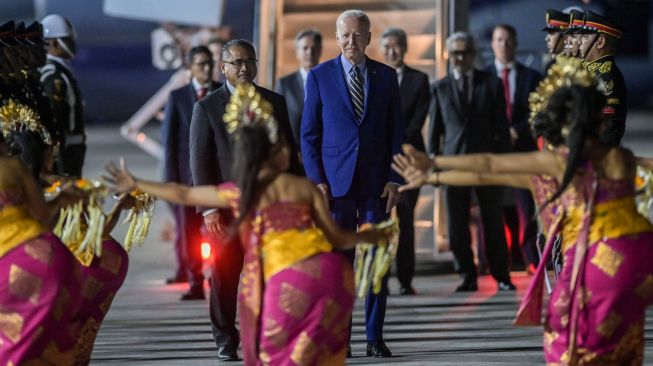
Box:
[585,59,613,74]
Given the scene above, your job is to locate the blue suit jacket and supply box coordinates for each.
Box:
[301,55,404,198]
[161,81,220,185]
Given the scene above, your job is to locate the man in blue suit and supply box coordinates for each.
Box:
[301,9,404,358]
[161,46,221,300]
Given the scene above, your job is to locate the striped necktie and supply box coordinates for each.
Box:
[348,65,364,120]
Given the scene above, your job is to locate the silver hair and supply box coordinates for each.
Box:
[380,27,407,51]
[336,10,371,32]
[446,31,475,53]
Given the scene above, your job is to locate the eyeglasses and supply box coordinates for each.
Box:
[223,59,258,68]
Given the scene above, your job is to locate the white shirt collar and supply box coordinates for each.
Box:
[299,68,309,83]
[495,59,515,72]
[452,68,473,80]
[226,80,236,94]
[191,78,211,93]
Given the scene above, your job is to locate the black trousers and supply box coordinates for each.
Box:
[444,185,510,282]
[503,188,539,268]
[58,144,86,177]
[208,212,243,348]
[395,188,420,287]
[180,206,205,289]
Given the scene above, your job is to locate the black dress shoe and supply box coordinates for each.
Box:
[399,285,416,295]
[455,278,478,292]
[180,287,205,301]
[165,276,187,284]
[366,341,392,358]
[217,344,239,361]
[498,280,516,291]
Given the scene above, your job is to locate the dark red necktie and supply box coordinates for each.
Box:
[197,87,207,100]
[501,68,512,123]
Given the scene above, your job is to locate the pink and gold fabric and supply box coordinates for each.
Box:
[239,201,354,366]
[72,237,129,365]
[517,166,653,366]
[0,189,83,365]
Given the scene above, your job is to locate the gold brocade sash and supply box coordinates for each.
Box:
[0,206,47,258]
[261,227,332,281]
[562,196,653,252]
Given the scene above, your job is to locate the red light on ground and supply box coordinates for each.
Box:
[201,242,211,260]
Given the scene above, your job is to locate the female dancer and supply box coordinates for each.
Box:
[395,84,653,365]
[103,86,390,366]
[5,123,130,365]
[0,131,82,365]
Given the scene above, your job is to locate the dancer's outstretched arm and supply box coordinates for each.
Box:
[305,178,390,249]
[400,144,562,177]
[103,159,231,208]
[392,154,531,192]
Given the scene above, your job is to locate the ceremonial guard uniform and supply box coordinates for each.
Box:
[567,10,627,146]
[40,15,85,176]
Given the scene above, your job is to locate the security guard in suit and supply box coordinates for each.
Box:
[572,10,627,146]
[40,14,86,176]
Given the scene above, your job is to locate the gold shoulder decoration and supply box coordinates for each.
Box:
[0,99,52,145]
[223,83,278,143]
[528,56,596,124]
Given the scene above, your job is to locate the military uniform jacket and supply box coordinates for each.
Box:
[40,56,85,146]
[586,55,627,146]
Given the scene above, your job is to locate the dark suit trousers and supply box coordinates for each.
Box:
[59,144,86,177]
[395,188,420,287]
[513,188,539,267]
[445,185,510,282]
[208,214,243,348]
[172,206,187,279]
[181,206,205,288]
[332,194,389,343]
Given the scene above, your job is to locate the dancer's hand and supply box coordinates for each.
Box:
[103,158,137,193]
[401,144,433,173]
[392,153,428,192]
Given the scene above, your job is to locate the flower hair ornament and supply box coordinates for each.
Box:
[528,56,596,125]
[223,83,278,143]
[0,98,53,145]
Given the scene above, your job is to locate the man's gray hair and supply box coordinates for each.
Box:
[336,10,371,32]
[446,31,475,52]
[295,29,322,49]
[381,27,407,51]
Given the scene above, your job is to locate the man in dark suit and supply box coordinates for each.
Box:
[301,10,404,358]
[380,27,430,296]
[161,46,221,298]
[429,32,514,292]
[275,29,322,147]
[189,39,300,361]
[487,24,541,271]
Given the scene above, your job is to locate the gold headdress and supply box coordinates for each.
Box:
[223,83,278,143]
[528,56,595,124]
[0,99,53,145]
